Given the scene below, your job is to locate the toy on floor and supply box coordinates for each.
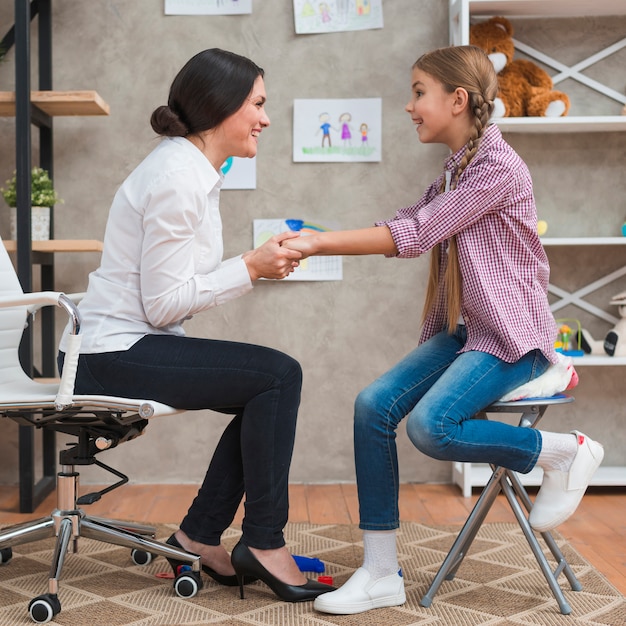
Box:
[580,291,626,357]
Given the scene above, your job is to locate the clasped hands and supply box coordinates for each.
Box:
[243,231,310,281]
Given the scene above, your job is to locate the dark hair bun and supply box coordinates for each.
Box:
[150,104,188,137]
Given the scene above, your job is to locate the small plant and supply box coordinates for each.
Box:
[1,167,62,207]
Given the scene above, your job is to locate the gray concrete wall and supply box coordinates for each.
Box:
[0,2,624,488]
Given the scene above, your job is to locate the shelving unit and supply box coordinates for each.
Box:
[448,0,626,495]
[1,1,109,512]
[449,0,626,132]
[0,90,110,116]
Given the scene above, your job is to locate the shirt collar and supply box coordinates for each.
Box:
[444,122,501,171]
[168,136,224,191]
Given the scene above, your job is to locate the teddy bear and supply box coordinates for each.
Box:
[469,16,570,118]
[579,291,626,357]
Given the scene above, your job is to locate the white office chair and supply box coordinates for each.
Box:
[0,237,203,623]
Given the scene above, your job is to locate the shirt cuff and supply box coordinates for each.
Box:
[376,219,422,258]
[207,255,253,306]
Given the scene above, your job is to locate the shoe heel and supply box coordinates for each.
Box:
[237,574,245,600]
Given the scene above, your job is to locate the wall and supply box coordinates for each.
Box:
[0,2,624,489]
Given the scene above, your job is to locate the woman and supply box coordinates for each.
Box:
[58,48,334,603]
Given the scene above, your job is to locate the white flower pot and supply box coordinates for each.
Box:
[9,206,51,241]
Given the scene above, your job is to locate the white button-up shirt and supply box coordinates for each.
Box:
[61,136,252,354]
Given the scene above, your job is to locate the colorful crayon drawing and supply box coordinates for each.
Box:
[253,219,343,281]
[164,0,252,15]
[293,98,381,162]
[293,0,383,34]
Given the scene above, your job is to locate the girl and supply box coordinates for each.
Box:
[58,49,333,603]
[283,45,603,615]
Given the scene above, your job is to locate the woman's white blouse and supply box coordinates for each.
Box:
[60,136,252,354]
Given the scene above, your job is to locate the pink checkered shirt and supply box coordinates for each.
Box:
[377,124,558,364]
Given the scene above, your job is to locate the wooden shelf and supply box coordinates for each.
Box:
[0,90,110,116]
[3,239,103,253]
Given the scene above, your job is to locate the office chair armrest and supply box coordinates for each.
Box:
[26,291,85,316]
[0,290,68,310]
[0,290,83,410]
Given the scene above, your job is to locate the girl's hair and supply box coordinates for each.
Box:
[150,48,264,137]
[415,45,498,332]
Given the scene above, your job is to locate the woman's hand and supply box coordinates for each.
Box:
[280,234,317,259]
[243,231,303,281]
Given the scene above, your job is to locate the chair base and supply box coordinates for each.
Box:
[420,396,582,615]
[0,466,204,623]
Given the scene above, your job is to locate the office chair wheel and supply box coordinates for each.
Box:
[0,547,12,565]
[28,593,61,624]
[173,570,203,598]
[130,548,154,565]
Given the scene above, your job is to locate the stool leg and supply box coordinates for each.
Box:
[501,471,573,615]
[420,467,503,608]
[506,470,583,593]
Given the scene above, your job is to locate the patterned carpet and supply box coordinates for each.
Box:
[0,521,624,626]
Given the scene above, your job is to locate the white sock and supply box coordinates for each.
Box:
[362,530,399,579]
[537,431,578,472]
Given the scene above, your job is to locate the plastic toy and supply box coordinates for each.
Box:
[580,292,626,357]
[292,555,325,573]
[554,319,584,357]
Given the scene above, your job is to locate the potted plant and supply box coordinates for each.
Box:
[1,166,62,240]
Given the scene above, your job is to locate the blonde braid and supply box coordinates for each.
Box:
[418,46,497,331]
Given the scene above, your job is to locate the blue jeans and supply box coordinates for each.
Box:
[58,334,302,549]
[354,325,550,531]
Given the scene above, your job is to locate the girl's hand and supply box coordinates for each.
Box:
[243,231,303,281]
[281,234,317,259]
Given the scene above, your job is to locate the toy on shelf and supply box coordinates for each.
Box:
[579,292,626,357]
[469,16,570,118]
[537,220,548,236]
[554,319,585,357]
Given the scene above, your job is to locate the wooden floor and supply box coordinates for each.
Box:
[1,483,624,595]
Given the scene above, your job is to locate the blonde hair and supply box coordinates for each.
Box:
[415,46,498,331]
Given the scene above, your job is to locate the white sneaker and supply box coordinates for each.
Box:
[529,430,604,532]
[313,567,405,615]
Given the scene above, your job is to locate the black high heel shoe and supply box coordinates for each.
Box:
[231,541,335,602]
[166,534,247,587]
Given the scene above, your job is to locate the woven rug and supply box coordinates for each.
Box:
[0,521,624,626]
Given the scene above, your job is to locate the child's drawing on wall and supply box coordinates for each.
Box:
[337,0,350,23]
[339,112,353,146]
[165,0,251,15]
[319,2,331,23]
[294,98,381,162]
[293,0,383,34]
[359,122,369,145]
[317,112,338,147]
[356,0,371,15]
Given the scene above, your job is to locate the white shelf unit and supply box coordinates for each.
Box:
[454,238,626,495]
[449,0,626,132]
[449,1,626,495]
[543,238,626,334]
[452,462,625,498]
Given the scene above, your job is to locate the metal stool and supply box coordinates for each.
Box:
[420,395,582,615]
